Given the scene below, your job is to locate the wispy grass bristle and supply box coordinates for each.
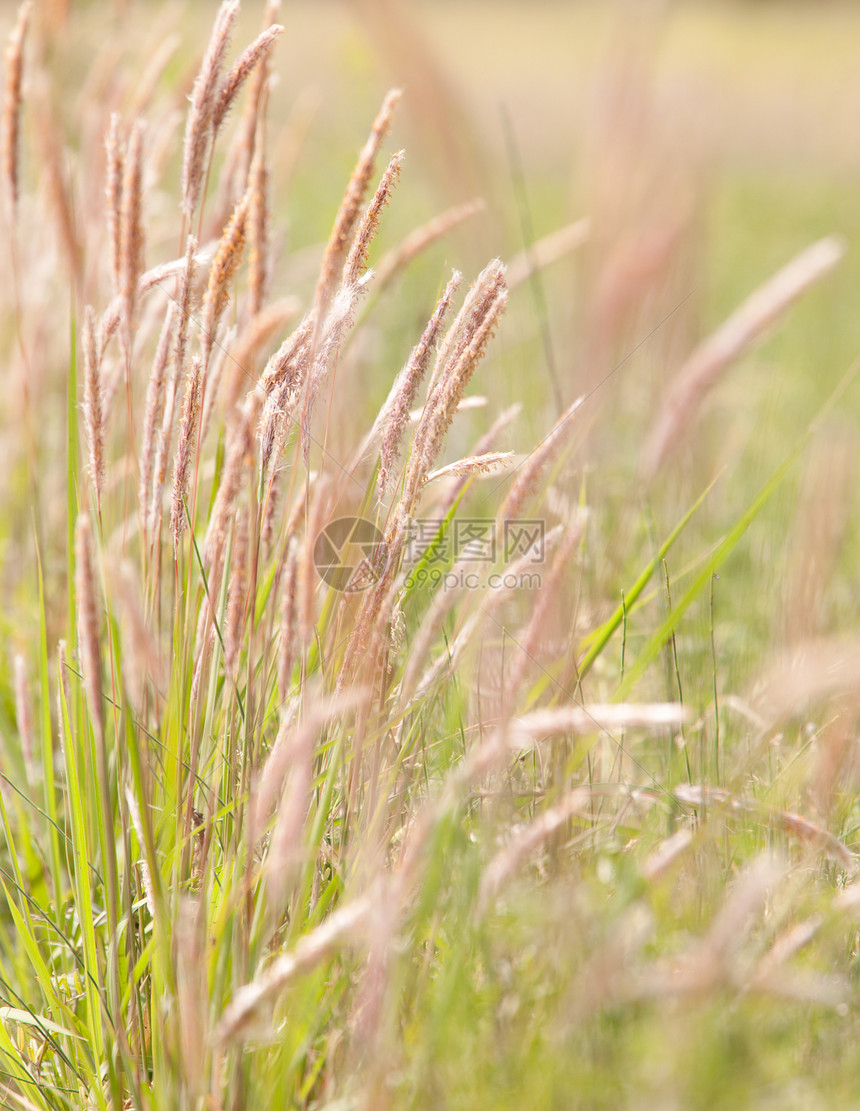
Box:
[507,215,590,289]
[225,295,298,412]
[277,535,299,703]
[224,506,249,676]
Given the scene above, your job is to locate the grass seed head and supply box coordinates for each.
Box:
[377,268,461,501]
[181,0,240,222]
[313,87,402,321]
[119,119,146,360]
[170,353,204,557]
[2,1,31,222]
[212,23,285,136]
[82,305,105,513]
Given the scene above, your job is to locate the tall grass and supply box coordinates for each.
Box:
[1,3,860,1109]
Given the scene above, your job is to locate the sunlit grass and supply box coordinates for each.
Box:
[0,3,859,1110]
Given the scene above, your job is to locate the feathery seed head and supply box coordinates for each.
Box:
[181,0,240,221]
[2,1,31,222]
[343,150,405,289]
[201,192,249,371]
[313,88,402,321]
[170,353,204,557]
[377,269,462,501]
[119,119,146,359]
[82,305,105,513]
[104,113,124,296]
[212,24,285,136]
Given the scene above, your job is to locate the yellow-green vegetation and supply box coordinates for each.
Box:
[1,2,860,1109]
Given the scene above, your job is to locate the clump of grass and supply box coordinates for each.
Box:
[1,3,859,1110]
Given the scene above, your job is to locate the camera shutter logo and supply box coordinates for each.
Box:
[313,517,387,593]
